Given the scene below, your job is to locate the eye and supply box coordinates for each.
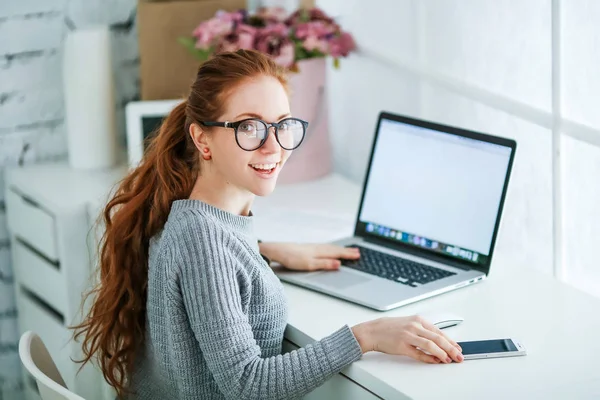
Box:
[279,120,297,131]
[279,119,302,132]
[239,122,255,132]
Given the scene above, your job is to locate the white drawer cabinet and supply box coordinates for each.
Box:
[5,188,59,262]
[5,164,126,400]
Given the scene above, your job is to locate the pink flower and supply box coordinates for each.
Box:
[256,24,295,68]
[192,10,245,49]
[236,24,257,49]
[185,6,355,68]
[260,23,289,37]
[294,21,336,40]
[193,19,233,49]
[272,42,295,68]
[329,32,356,58]
[285,7,336,26]
[255,7,288,23]
[214,9,245,23]
[302,35,328,53]
[218,24,257,52]
[309,8,335,22]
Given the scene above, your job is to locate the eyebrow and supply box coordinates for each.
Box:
[233,112,291,121]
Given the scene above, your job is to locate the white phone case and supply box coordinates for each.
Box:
[461,338,527,360]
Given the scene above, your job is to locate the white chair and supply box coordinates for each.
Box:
[19,331,85,400]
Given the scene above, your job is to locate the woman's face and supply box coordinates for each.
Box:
[194,75,292,197]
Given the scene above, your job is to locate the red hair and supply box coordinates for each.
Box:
[72,50,288,397]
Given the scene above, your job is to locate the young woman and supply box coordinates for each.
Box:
[74,49,462,399]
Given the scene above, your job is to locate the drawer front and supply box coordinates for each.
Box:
[6,188,59,262]
[282,339,382,400]
[14,240,67,315]
[18,289,75,389]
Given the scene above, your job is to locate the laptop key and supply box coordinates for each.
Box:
[343,245,456,285]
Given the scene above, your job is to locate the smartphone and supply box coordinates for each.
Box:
[457,338,527,360]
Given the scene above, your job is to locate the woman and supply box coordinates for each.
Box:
[74,49,462,399]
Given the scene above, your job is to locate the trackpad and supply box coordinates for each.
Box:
[304,270,370,289]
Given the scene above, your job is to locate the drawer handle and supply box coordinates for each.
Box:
[9,186,42,209]
[21,286,65,325]
[16,237,60,269]
[21,194,41,208]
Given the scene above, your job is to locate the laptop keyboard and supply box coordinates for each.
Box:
[343,245,456,287]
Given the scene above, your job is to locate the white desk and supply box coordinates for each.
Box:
[254,174,600,400]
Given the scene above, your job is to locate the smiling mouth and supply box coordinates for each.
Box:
[249,162,279,174]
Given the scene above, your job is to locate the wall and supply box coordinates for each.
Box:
[319,0,600,297]
[0,1,138,398]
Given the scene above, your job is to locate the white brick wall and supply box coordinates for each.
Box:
[0,0,138,397]
[0,13,65,55]
[1,0,68,18]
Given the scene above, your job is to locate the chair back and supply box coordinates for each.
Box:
[18,331,85,400]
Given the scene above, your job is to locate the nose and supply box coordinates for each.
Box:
[259,126,280,154]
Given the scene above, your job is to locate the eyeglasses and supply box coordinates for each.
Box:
[200,117,308,151]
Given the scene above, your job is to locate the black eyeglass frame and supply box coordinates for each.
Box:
[200,117,309,151]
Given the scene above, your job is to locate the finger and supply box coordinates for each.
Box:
[316,245,360,259]
[309,258,341,271]
[404,346,442,364]
[421,320,462,351]
[419,328,463,362]
[410,335,452,364]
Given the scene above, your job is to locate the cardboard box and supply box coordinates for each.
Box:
[138,0,246,100]
[137,0,316,100]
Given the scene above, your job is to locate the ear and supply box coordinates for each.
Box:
[189,123,211,159]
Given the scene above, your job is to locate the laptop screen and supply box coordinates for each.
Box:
[357,115,515,268]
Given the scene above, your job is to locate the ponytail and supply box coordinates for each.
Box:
[72,100,197,396]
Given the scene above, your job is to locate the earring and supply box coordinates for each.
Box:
[202,148,211,160]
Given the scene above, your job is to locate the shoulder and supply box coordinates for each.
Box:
[162,208,249,273]
[163,208,223,252]
[165,207,218,235]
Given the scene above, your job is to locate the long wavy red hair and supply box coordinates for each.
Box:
[72,50,288,398]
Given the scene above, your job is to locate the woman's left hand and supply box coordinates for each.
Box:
[258,242,360,271]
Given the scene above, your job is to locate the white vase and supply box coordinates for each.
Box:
[63,26,118,170]
[278,58,333,184]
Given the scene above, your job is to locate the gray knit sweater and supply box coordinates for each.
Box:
[129,199,363,399]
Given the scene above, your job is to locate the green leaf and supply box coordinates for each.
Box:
[333,58,340,69]
[294,40,309,61]
[177,36,196,51]
[292,38,329,62]
[307,49,326,58]
[177,36,213,61]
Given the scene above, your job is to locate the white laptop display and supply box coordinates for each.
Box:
[275,111,517,311]
[125,99,181,168]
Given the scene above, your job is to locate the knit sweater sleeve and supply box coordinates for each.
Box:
[169,212,363,400]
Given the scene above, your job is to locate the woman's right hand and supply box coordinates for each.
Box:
[352,315,464,364]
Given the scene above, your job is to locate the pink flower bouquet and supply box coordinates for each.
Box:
[179,7,356,71]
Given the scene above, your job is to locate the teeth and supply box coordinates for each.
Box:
[251,163,277,170]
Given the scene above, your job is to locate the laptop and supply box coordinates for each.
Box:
[275,111,517,311]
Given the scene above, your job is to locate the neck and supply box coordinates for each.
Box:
[188,169,254,216]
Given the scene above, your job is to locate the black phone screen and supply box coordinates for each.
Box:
[457,339,518,355]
